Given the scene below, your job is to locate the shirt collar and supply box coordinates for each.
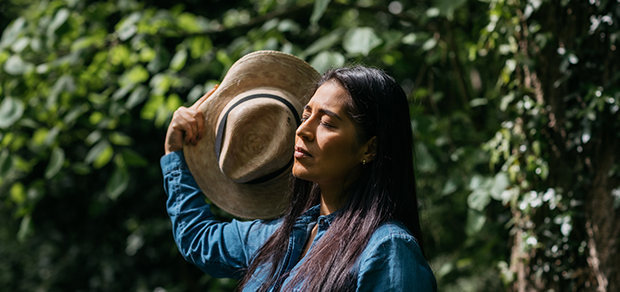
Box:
[295,204,340,228]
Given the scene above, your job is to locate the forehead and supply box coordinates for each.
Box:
[306,80,350,111]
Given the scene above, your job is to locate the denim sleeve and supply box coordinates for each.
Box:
[356,234,437,292]
[160,151,279,279]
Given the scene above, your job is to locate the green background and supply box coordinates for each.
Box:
[1,0,619,291]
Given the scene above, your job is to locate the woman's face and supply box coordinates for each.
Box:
[292,80,368,187]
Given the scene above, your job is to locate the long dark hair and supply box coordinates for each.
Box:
[237,66,423,291]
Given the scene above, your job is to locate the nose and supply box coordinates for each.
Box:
[295,117,314,141]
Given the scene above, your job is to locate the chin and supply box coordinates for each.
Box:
[291,163,309,180]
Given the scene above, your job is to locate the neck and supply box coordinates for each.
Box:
[317,184,347,216]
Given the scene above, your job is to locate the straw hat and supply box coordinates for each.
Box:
[183,50,320,219]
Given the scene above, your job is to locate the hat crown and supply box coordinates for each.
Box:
[217,92,299,183]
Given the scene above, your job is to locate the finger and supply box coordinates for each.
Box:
[176,109,198,143]
[195,111,205,141]
[191,84,219,111]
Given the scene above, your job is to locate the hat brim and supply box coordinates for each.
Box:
[183,50,320,219]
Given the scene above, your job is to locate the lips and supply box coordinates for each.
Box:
[294,146,312,158]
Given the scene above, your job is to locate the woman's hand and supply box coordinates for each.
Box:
[164,85,218,155]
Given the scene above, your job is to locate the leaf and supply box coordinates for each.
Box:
[490,172,510,200]
[170,49,187,71]
[109,132,133,146]
[468,189,491,211]
[0,149,13,177]
[303,29,344,56]
[106,167,129,200]
[44,147,65,179]
[126,85,149,109]
[422,38,437,51]
[116,12,141,41]
[0,17,26,48]
[309,51,345,73]
[3,55,34,75]
[434,0,467,18]
[17,214,33,242]
[414,143,438,173]
[465,209,486,236]
[343,27,383,56]
[85,141,113,169]
[0,97,24,128]
[189,36,213,59]
[310,0,331,25]
[121,149,148,167]
[47,8,70,37]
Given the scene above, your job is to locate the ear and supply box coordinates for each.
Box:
[359,136,377,163]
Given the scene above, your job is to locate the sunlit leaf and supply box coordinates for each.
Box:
[10,182,25,204]
[170,49,187,71]
[490,172,510,200]
[44,147,65,179]
[189,36,212,59]
[3,55,34,75]
[85,140,113,169]
[309,51,345,73]
[109,132,133,146]
[343,27,382,56]
[310,0,331,25]
[468,189,491,211]
[0,17,26,48]
[47,8,70,37]
[0,97,24,128]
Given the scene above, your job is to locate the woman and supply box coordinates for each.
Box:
[161,65,437,291]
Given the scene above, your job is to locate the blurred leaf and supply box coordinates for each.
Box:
[0,149,13,178]
[434,0,467,18]
[310,0,331,25]
[10,182,25,204]
[85,141,113,169]
[490,172,510,200]
[126,85,149,109]
[468,189,491,211]
[309,51,345,73]
[422,38,437,51]
[303,29,344,56]
[0,17,26,48]
[106,167,129,200]
[170,49,187,71]
[414,143,438,173]
[44,147,65,179]
[17,214,33,242]
[121,149,148,167]
[465,209,486,236]
[109,132,133,146]
[189,36,213,59]
[3,55,33,75]
[343,27,382,56]
[47,8,70,37]
[0,97,24,128]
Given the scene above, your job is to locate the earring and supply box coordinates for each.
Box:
[363,159,366,165]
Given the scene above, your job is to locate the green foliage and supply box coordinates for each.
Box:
[1,0,618,291]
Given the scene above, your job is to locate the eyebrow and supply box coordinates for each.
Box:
[303,105,343,121]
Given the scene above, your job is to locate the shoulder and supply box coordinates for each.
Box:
[355,220,437,291]
[369,220,416,242]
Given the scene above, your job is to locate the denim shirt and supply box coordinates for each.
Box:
[161,151,437,291]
